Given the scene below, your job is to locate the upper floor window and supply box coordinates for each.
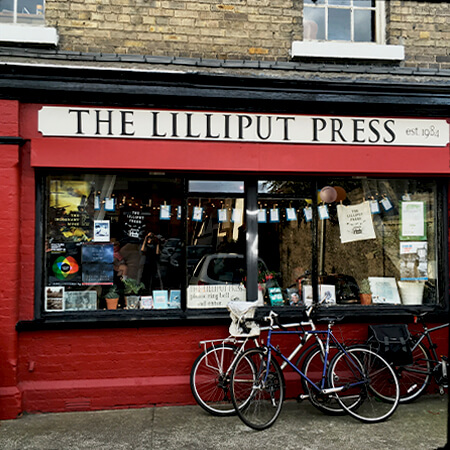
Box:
[0,0,58,45]
[0,0,45,25]
[304,0,376,42]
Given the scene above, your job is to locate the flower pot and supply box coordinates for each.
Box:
[398,281,424,305]
[359,293,372,305]
[106,297,119,310]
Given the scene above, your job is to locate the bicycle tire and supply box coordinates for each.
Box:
[328,346,400,423]
[392,340,432,403]
[231,347,285,430]
[300,344,348,415]
[190,344,244,416]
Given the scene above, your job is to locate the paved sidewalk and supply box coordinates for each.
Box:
[0,395,447,450]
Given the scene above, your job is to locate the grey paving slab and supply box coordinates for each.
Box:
[0,394,447,450]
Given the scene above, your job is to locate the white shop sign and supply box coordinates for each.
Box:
[187,284,246,309]
[38,107,449,147]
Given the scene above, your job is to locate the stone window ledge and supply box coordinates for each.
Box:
[0,24,58,46]
[291,41,405,61]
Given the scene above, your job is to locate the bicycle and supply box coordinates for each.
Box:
[370,312,449,403]
[190,300,348,417]
[229,311,400,430]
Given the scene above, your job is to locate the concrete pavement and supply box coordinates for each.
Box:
[0,394,447,449]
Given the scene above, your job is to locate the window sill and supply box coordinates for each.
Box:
[0,23,58,46]
[291,41,405,61]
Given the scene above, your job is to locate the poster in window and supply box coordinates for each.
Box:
[48,180,94,242]
[160,205,171,220]
[193,206,203,222]
[153,290,169,309]
[104,197,115,212]
[368,277,401,304]
[268,287,284,305]
[48,243,82,286]
[81,243,114,285]
[123,210,148,241]
[303,207,313,222]
[64,291,98,311]
[400,201,426,241]
[140,296,154,309]
[337,201,376,244]
[258,209,267,223]
[218,209,228,223]
[269,208,280,223]
[286,208,297,221]
[93,220,110,242]
[45,286,65,312]
[169,290,181,308]
[318,205,329,220]
[400,242,428,281]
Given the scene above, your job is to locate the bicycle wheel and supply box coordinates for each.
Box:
[392,341,431,403]
[231,347,284,430]
[301,344,347,415]
[328,347,399,423]
[190,344,245,416]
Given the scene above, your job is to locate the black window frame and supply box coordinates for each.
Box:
[28,170,448,329]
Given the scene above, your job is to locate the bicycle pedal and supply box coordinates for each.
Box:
[296,394,309,402]
[439,386,445,395]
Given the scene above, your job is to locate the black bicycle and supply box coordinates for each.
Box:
[371,312,448,403]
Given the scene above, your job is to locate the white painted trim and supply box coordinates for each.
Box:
[291,42,404,61]
[0,24,58,45]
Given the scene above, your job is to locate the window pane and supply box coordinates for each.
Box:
[258,181,313,307]
[354,9,375,42]
[354,0,375,7]
[188,180,244,194]
[328,8,351,41]
[45,174,183,312]
[328,0,351,5]
[319,179,438,306]
[0,0,14,23]
[187,196,247,308]
[304,0,325,5]
[304,7,325,40]
[17,0,45,24]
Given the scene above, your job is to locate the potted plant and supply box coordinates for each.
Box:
[122,277,145,309]
[359,279,372,305]
[105,285,120,310]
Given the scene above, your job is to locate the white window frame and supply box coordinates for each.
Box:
[291,1,404,61]
[0,0,58,46]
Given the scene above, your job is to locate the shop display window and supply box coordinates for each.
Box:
[44,173,184,313]
[257,178,442,308]
[186,181,248,309]
[41,173,444,316]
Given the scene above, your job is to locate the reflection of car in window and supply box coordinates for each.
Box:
[189,253,268,286]
[169,245,213,275]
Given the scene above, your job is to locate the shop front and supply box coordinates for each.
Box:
[1,71,449,418]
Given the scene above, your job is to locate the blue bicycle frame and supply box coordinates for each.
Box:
[262,324,365,395]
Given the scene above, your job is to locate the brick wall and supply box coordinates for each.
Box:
[44,1,450,68]
[0,100,22,419]
[388,1,450,69]
[45,0,301,61]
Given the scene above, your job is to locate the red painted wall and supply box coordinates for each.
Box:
[0,102,448,419]
[0,100,22,419]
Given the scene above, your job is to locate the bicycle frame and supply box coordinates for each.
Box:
[197,319,325,379]
[262,323,365,395]
[412,322,449,363]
